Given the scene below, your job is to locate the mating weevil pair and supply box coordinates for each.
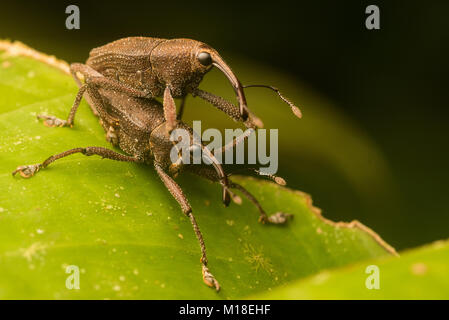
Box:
[13,37,301,291]
[38,37,301,131]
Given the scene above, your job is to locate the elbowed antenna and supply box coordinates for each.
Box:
[251,168,287,186]
[243,84,303,119]
[210,52,249,121]
[225,167,287,186]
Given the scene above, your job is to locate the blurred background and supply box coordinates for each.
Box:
[1,0,448,250]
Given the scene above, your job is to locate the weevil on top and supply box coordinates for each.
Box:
[38,37,302,132]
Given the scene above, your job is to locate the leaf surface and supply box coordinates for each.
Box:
[0,41,394,299]
[254,240,449,299]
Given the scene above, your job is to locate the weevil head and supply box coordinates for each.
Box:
[149,120,231,206]
[151,38,248,120]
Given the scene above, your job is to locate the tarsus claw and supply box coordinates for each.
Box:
[202,265,220,291]
[12,164,41,178]
[267,212,292,224]
[37,114,68,127]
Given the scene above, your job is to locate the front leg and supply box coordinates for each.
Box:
[192,88,264,129]
[163,86,178,134]
[70,63,150,98]
[154,163,220,291]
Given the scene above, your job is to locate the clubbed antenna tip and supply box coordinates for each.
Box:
[250,168,287,186]
[291,105,302,119]
[274,176,287,186]
[243,84,302,119]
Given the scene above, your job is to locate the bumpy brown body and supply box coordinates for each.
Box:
[84,37,250,123]
[89,85,163,162]
[89,85,195,173]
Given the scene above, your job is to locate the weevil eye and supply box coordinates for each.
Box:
[197,52,212,66]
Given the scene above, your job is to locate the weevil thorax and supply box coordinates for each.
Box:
[150,39,215,97]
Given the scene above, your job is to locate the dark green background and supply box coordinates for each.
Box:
[1,0,448,250]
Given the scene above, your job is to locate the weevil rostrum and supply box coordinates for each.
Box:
[12,65,293,290]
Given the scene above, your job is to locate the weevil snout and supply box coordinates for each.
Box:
[150,120,232,206]
[151,39,248,120]
[208,50,248,121]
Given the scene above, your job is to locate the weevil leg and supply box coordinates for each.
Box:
[37,84,87,127]
[154,163,220,291]
[70,63,150,98]
[163,86,178,133]
[216,128,255,155]
[185,165,292,225]
[36,63,104,126]
[12,147,141,178]
[70,63,99,116]
[192,88,263,129]
[38,63,151,128]
[230,182,292,224]
[176,96,187,120]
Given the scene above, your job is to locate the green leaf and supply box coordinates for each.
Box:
[253,239,449,299]
[0,41,395,299]
[183,54,400,249]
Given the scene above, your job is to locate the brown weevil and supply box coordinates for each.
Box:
[13,68,292,291]
[40,37,302,132]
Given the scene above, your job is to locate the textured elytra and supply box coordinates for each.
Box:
[85,37,249,120]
